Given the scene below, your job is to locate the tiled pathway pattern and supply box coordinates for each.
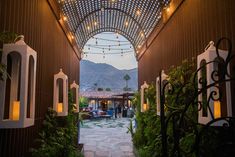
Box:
[80,118,135,157]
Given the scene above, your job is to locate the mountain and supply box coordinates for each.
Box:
[80,60,138,91]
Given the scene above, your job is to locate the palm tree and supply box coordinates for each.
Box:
[123,74,131,89]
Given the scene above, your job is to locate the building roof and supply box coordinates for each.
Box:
[80,91,135,99]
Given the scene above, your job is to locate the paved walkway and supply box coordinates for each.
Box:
[80,118,135,157]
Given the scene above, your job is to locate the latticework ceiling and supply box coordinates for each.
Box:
[57,0,170,53]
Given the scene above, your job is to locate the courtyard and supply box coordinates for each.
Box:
[80,118,134,157]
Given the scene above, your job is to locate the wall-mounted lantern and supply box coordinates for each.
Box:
[53,69,68,116]
[140,81,149,112]
[197,41,232,126]
[0,36,37,128]
[156,70,168,116]
[70,81,79,113]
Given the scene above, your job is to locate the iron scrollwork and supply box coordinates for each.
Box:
[159,38,235,157]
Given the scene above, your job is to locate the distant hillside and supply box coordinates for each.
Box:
[80,60,138,91]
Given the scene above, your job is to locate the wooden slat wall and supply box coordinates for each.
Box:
[138,0,235,115]
[139,0,235,84]
[0,0,80,157]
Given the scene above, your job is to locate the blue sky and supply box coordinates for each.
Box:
[82,32,137,70]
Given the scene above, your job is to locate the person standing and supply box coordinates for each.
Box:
[117,105,122,118]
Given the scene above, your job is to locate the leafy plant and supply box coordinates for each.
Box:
[132,59,198,157]
[79,96,88,108]
[123,74,131,88]
[0,31,18,80]
[31,91,83,157]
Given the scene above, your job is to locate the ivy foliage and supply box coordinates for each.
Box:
[31,91,83,157]
[0,31,18,80]
[132,59,198,157]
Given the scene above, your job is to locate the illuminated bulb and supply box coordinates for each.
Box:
[140,32,144,37]
[166,7,170,12]
[63,16,67,21]
[125,21,128,26]
[111,0,115,2]
[71,35,74,39]
[136,10,141,16]
[138,45,141,49]
[94,21,97,26]
[87,26,90,30]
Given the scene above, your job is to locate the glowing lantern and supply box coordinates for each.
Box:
[140,81,149,112]
[53,69,68,116]
[197,41,232,126]
[0,35,37,128]
[156,70,168,116]
[70,81,79,113]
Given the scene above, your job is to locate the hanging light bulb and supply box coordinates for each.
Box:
[140,32,144,37]
[125,21,129,27]
[138,45,141,49]
[96,38,98,45]
[86,54,88,57]
[63,16,67,21]
[130,45,132,49]
[118,41,120,46]
[88,47,90,50]
[109,45,111,51]
[136,9,141,16]
[87,26,90,30]
[94,21,97,26]
[116,32,119,39]
[103,54,105,59]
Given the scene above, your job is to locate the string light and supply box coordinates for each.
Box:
[63,16,67,21]
[94,21,97,26]
[87,45,131,50]
[125,21,129,27]
[140,32,144,37]
[87,26,90,30]
[136,9,141,16]
[93,37,129,42]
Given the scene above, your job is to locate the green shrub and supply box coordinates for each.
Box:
[31,91,83,157]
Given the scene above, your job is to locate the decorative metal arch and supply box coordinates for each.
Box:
[57,0,170,52]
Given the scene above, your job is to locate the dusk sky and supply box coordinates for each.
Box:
[82,32,137,70]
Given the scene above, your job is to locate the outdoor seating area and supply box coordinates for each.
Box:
[90,109,113,120]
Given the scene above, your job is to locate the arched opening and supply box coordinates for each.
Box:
[79,32,137,156]
[4,52,21,120]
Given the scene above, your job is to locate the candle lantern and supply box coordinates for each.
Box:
[70,81,79,113]
[156,70,168,116]
[197,41,232,126]
[140,81,149,112]
[0,36,37,128]
[53,69,68,116]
